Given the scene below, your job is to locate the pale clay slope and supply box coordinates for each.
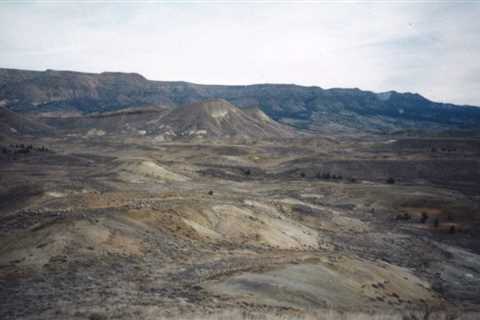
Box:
[0,219,144,270]
[182,204,319,250]
[207,256,440,310]
[114,158,189,182]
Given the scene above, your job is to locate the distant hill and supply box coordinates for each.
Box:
[41,100,294,140]
[1,68,480,134]
[42,106,169,137]
[154,99,295,139]
[0,106,52,138]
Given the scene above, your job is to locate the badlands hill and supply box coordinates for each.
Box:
[0,106,52,138]
[155,99,295,139]
[40,100,295,140]
[2,68,480,134]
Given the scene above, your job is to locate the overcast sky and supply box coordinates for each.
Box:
[1,1,479,106]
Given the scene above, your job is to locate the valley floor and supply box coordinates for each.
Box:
[1,135,480,319]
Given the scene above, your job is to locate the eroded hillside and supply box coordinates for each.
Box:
[1,134,479,319]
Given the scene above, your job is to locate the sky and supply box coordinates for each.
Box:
[1,1,479,106]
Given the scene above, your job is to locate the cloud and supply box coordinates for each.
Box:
[0,1,479,106]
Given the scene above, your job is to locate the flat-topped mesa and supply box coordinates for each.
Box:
[2,68,480,134]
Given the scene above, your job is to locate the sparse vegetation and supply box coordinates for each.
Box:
[0,143,51,158]
[315,172,352,182]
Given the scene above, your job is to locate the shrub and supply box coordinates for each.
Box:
[208,190,214,196]
[420,212,428,224]
[386,177,395,184]
[300,172,306,178]
[433,218,439,228]
[244,169,251,176]
[449,225,456,234]
[89,313,107,320]
[396,213,411,221]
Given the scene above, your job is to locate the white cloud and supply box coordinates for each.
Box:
[0,1,479,105]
